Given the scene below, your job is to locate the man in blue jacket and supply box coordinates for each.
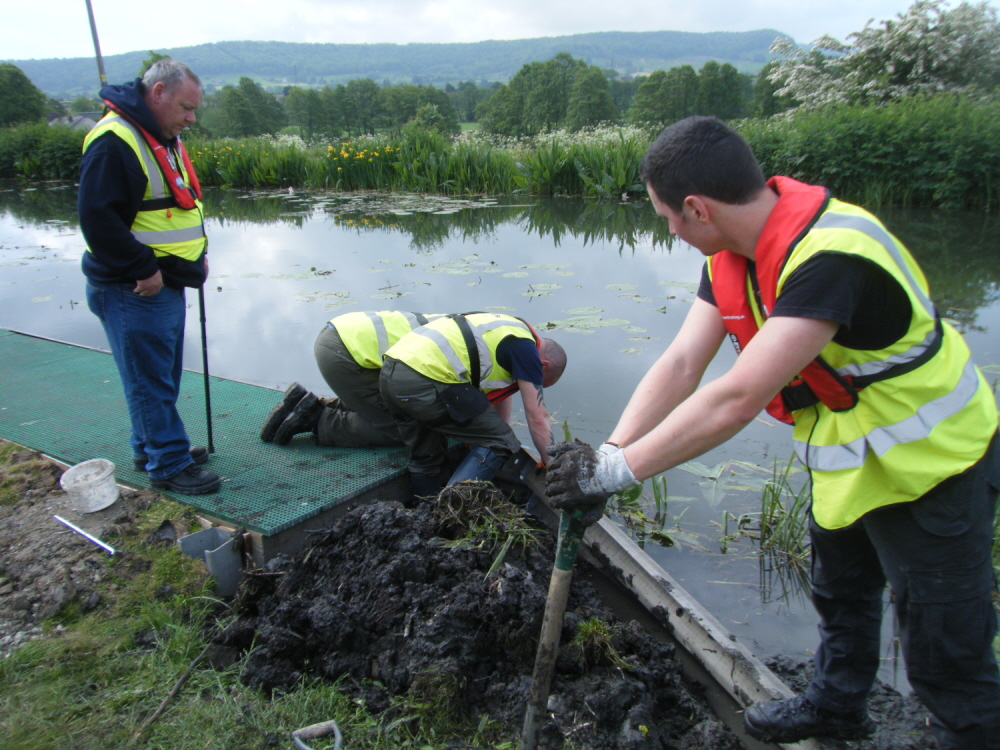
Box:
[79,59,220,495]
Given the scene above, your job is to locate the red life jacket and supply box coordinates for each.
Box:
[486,320,543,405]
[103,101,203,210]
[709,176,860,424]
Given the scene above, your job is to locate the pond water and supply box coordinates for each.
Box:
[2,179,998,692]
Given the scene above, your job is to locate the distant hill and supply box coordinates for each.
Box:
[9,30,788,97]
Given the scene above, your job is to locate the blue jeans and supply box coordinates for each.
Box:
[806,433,1000,750]
[86,280,194,480]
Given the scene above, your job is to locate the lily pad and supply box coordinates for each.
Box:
[606,283,637,291]
[502,272,529,278]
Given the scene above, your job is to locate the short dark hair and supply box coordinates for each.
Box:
[640,116,766,211]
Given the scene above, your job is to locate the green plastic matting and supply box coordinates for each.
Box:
[0,329,409,535]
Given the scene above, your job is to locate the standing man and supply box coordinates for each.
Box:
[546,116,1000,749]
[260,310,446,447]
[79,59,220,495]
[380,313,567,496]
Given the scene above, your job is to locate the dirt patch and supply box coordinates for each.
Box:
[217,485,740,748]
[0,445,166,656]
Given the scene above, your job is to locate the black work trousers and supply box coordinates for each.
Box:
[806,433,1000,750]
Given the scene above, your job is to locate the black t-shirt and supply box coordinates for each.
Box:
[697,252,912,350]
[496,336,543,387]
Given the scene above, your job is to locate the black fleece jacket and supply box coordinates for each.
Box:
[78,79,206,289]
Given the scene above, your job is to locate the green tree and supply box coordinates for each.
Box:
[341,78,381,135]
[752,60,796,117]
[627,70,668,125]
[69,96,103,114]
[283,87,325,137]
[138,51,171,78]
[220,77,285,137]
[524,53,587,132]
[476,82,525,136]
[565,66,619,131]
[696,61,745,119]
[0,64,47,127]
[662,65,699,122]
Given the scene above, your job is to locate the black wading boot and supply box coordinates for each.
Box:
[272,392,324,445]
[260,382,308,442]
[744,695,875,744]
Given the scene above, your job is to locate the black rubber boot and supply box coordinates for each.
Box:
[744,695,875,744]
[134,446,209,472]
[260,382,308,442]
[272,392,324,445]
[151,464,222,495]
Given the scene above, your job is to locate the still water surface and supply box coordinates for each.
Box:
[2,180,998,690]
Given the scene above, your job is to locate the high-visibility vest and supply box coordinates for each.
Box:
[709,176,998,529]
[331,311,445,369]
[83,111,206,261]
[384,313,539,402]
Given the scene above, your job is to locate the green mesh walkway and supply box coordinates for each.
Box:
[0,329,409,535]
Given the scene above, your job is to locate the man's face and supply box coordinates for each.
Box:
[146,77,201,140]
[646,182,721,256]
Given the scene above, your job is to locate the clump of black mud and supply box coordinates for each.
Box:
[217,485,741,749]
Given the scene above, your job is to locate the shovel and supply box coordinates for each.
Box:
[521,508,587,750]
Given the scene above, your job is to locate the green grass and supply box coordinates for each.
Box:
[0,458,519,750]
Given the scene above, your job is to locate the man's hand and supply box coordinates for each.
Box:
[545,439,639,525]
[134,270,163,296]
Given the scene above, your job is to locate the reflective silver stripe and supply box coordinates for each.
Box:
[364,312,391,356]
[131,225,206,244]
[412,326,470,381]
[812,212,938,380]
[794,357,982,471]
[835,325,936,379]
[106,115,167,200]
[813,213,935,318]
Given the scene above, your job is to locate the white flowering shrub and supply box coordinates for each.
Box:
[770,0,1000,107]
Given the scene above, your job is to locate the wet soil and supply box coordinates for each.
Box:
[218,487,742,749]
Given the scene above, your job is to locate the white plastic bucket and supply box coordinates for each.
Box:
[59,459,120,513]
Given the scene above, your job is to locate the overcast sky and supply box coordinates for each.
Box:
[7,0,997,61]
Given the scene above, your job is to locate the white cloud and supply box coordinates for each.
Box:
[5,0,997,61]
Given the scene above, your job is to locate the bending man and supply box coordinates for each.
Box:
[260,310,444,447]
[380,312,567,496]
[546,116,1000,750]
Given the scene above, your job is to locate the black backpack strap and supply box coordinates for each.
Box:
[449,313,481,389]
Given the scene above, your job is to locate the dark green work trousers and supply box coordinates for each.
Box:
[378,357,521,477]
[806,432,1000,750]
[312,325,402,448]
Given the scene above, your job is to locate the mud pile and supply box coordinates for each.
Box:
[218,487,742,749]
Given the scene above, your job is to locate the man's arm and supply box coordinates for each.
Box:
[518,380,553,464]
[492,396,512,423]
[78,133,160,284]
[623,315,840,481]
[608,297,727,448]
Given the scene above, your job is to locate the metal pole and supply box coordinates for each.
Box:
[84,0,107,88]
[198,286,215,453]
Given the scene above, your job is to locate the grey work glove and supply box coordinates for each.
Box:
[545,439,639,526]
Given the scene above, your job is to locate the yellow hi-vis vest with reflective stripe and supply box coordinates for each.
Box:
[82,112,207,261]
[331,311,445,369]
[778,199,998,529]
[384,313,534,392]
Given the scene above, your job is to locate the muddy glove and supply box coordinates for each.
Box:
[545,439,639,526]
